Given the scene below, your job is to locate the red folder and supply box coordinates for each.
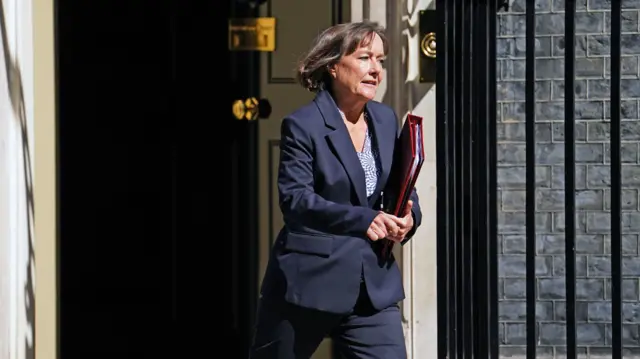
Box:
[381,113,425,257]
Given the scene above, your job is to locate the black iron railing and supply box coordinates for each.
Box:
[436,0,499,357]
[436,0,625,358]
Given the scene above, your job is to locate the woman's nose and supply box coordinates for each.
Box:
[370,60,382,73]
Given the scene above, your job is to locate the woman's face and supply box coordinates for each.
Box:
[329,33,386,103]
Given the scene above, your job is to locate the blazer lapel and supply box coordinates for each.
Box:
[315,91,368,206]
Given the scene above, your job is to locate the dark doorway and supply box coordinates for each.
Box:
[56,0,254,357]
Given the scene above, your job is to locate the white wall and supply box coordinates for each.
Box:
[0,0,36,357]
[351,1,438,358]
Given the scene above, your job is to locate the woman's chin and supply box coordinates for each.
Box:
[358,89,377,101]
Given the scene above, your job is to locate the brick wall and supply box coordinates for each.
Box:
[496,0,640,357]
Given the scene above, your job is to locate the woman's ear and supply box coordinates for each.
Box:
[327,64,337,78]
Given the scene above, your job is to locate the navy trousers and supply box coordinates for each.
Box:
[248,282,407,359]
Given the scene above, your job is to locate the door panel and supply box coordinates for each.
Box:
[257,1,349,358]
[257,0,345,288]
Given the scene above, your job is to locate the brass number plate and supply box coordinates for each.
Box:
[228,17,276,52]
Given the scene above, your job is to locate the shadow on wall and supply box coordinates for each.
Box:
[404,0,435,112]
[0,1,36,358]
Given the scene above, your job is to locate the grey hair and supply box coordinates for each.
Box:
[295,21,389,92]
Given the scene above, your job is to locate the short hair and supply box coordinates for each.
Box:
[296,21,389,92]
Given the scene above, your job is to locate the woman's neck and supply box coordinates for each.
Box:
[335,97,366,124]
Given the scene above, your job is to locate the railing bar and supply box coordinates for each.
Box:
[563,1,577,358]
[448,0,460,356]
[462,0,473,356]
[524,1,537,358]
[472,0,488,357]
[454,0,464,352]
[488,1,499,358]
[610,0,623,358]
[435,0,450,358]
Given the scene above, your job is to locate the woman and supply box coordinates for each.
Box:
[249,21,422,359]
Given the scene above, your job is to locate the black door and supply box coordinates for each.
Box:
[56,0,255,356]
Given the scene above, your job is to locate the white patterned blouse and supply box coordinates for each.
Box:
[356,112,382,199]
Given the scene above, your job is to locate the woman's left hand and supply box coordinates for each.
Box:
[387,200,414,243]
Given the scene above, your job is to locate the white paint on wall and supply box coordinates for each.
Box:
[349,0,438,357]
[351,0,363,21]
[396,0,438,358]
[402,86,438,359]
[0,0,36,357]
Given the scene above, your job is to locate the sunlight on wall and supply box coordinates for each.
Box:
[351,1,438,358]
[0,0,36,358]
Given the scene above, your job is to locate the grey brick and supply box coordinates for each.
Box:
[552,165,588,189]
[537,188,605,210]
[605,56,639,78]
[589,0,640,10]
[539,143,568,164]
[587,79,613,98]
[504,323,527,345]
[497,122,553,142]
[498,80,552,101]
[538,278,605,300]
[623,257,640,276]
[537,233,605,254]
[553,254,589,276]
[586,165,640,187]
[588,301,640,323]
[587,34,640,56]
[499,255,553,277]
[537,14,568,35]
[603,100,638,120]
[496,2,640,355]
[604,234,639,255]
[504,278,527,299]
[552,35,588,57]
[603,188,639,209]
[604,278,640,301]
[552,211,588,233]
[578,323,606,345]
[552,121,588,142]
[499,301,554,321]
[498,165,552,189]
[604,324,640,346]
[586,211,640,233]
[539,323,607,346]
[499,37,553,59]
[585,165,610,187]
[498,211,552,233]
[502,190,526,211]
[604,142,639,163]
[622,79,640,97]
[576,12,606,34]
[604,11,640,33]
[504,234,527,254]
[554,301,589,322]
[551,79,588,100]
[499,15,527,36]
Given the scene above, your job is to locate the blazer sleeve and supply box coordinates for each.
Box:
[278,117,379,236]
[394,112,423,244]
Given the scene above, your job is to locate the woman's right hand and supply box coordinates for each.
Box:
[367,212,400,241]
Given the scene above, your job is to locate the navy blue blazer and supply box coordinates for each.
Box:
[260,90,422,315]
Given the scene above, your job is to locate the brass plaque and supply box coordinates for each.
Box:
[229,17,276,52]
[419,10,437,83]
